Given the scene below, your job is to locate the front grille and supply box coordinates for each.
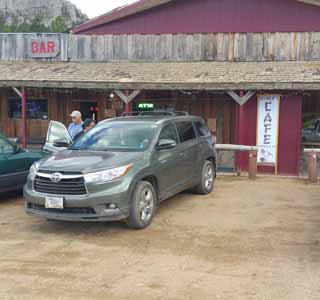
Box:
[34,174,87,195]
[27,203,96,215]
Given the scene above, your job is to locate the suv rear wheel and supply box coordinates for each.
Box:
[127,181,157,229]
[194,160,215,194]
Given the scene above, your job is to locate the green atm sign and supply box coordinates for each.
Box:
[137,103,154,110]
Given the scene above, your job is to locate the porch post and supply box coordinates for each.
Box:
[235,103,245,172]
[124,90,132,113]
[115,90,141,114]
[12,86,27,148]
[307,152,318,183]
[21,87,27,149]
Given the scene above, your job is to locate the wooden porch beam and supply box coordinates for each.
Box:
[12,87,22,99]
[115,90,141,104]
[227,90,256,106]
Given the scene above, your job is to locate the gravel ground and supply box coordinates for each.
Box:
[0,177,319,300]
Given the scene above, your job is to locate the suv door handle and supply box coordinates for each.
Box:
[179,152,185,156]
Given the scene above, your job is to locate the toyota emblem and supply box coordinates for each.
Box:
[50,172,62,183]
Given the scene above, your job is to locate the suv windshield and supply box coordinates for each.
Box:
[70,122,158,152]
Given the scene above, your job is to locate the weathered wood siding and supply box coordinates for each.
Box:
[1,32,320,62]
[0,88,114,140]
[73,0,320,35]
[68,32,320,62]
[0,33,68,62]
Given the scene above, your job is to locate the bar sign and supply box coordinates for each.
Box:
[28,37,60,58]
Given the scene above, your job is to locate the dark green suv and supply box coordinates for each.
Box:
[0,134,45,193]
[24,114,216,229]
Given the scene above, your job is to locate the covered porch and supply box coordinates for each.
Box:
[1,60,320,176]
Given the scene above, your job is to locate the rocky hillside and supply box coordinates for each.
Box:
[0,0,88,32]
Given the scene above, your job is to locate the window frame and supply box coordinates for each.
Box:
[0,137,15,155]
[193,120,211,138]
[8,97,49,120]
[157,122,180,146]
[175,120,197,144]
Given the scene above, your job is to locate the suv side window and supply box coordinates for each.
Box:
[158,123,179,144]
[176,121,196,143]
[194,121,210,137]
[0,138,14,154]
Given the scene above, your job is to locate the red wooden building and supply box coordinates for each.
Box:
[1,0,320,176]
[73,0,320,35]
[74,0,320,176]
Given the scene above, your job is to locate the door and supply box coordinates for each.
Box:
[80,102,98,121]
[43,121,72,153]
[152,123,183,199]
[175,121,198,186]
[0,138,31,191]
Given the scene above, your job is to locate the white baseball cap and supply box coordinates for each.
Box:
[70,111,82,118]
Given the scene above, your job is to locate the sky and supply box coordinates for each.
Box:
[70,0,137,19]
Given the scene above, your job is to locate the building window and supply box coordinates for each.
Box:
[8,98,48,120]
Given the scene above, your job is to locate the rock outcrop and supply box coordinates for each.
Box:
[0,0,87,30]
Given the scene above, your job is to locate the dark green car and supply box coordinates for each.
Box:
[24,114,216,229]
[0,134,45,193]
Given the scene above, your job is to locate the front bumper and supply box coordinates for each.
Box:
[24,183,131,222]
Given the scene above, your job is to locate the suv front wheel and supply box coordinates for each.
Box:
[194,160,215,194]
[127,181,157,229]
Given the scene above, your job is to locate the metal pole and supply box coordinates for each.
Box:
[21,87,27,149]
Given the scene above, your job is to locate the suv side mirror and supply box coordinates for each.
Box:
[156,139,177,150]
[53,139,70,148]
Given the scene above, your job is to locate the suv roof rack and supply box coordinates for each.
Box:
[121,110,189,117]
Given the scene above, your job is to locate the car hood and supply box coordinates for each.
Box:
[38,150,145,173]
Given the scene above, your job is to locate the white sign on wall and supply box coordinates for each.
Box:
[257,95,280,165]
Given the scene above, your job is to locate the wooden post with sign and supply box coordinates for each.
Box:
[256,95,281,174]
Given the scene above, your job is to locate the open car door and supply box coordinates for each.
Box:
[43,121,73,153]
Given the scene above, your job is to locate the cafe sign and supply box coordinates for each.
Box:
[28,37,60,58]
[257,95,280,165]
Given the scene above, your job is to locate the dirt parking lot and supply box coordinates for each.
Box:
[0,177,320,300]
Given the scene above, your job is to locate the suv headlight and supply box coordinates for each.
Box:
[29,161,41,180]
[84,164,133,184]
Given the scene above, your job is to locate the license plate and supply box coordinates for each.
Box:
[45,197,64,209]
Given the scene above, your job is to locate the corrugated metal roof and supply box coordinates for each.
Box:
[0,60,320,90]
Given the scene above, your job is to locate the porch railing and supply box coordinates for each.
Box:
[215,144,258,180]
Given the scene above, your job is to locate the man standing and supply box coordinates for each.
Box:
[68,111,83,140]
[73,118,95,141]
